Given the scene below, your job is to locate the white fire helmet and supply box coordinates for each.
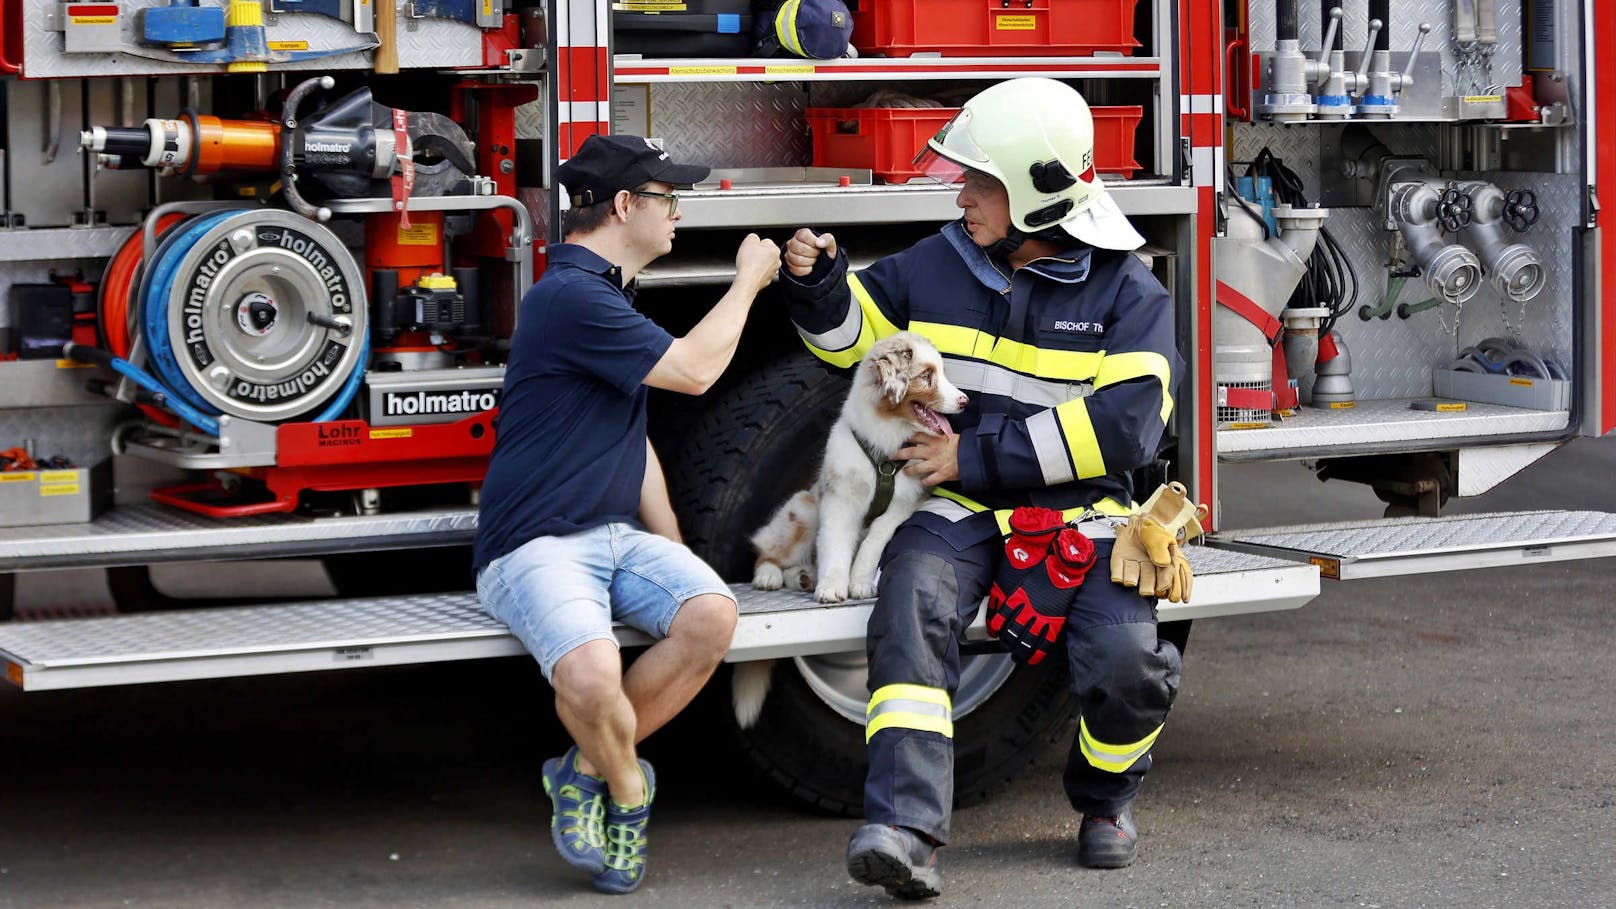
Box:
[913,77,1146,251]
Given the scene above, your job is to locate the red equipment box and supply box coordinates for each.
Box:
[806,104,1144,184]
[848,0,1140,57]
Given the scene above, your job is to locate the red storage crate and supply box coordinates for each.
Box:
[848,0,1140,57]
[806,104,1143,184]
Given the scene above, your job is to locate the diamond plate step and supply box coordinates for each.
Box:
[0,505,479,572]
[0,549,1317,691]
[1209,510,1616,580]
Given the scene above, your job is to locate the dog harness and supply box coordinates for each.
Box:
[851,428,901,524]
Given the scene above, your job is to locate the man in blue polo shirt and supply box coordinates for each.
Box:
[475,134,780,894]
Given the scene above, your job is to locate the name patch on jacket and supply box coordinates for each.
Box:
[1040,317,1105,336]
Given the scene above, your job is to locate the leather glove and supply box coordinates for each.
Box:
[1110,482,1205,605]
[990,524,1095,666]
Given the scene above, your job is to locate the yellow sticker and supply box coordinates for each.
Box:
[620,0,687,8]
[55,359,93,369]
[1327,401,1357,409]
[669,65,738,75]
[41,483,80,497]
[1226,421,1268,430]
[483,0,491,14]
[995,14,1038,29]
[0,473,35,483]
[70,15,116,23]
[267,40,310,50]
[1435,402,1468,412]
[1509,377,1534,387]
[41,471,78,483]
[765,65,816,75]
[370,428,414,440]
[1462,95,1503,103]
[397,222,440,246]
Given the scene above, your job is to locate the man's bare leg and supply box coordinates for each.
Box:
[552,639,645,806]
[621,593,737,739]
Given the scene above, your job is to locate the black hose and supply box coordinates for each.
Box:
[1246,149,1359,335]
[1276,0,1298,41]
[1369,0,1389,49]
[1320,0,1339,50]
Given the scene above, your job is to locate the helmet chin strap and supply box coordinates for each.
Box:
[979,221,1080,260]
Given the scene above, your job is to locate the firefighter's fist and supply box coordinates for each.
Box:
[783,228,838,277]
[735,234,780,294]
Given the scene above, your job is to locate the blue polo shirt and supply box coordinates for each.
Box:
[474,244,674,573]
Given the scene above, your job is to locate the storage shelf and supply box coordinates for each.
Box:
[674,180,1193,229]
[613,55,1163,83]
[0,225,134,263]
[0,359,116,409]
[1216,398,1571,462]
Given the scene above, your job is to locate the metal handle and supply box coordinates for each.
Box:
[0,0,21,75]
[1225,37,1250,121]
[1312,7,1343,89]
[1353,17,1383,82]
[1400,23,1433,85]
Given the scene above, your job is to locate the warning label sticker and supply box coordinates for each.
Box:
[995,14,1037,29]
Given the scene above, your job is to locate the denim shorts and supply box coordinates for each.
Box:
[476,523,734,680]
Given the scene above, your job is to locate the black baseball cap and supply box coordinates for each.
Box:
[557,134,710,207]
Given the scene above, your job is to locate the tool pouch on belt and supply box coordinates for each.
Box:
[1109,482,1206,604]
[987,507,1097,666]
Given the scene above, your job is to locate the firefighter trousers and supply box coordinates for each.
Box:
[863,521,1183,845]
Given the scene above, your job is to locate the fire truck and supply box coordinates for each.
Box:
[1,0,1613,813]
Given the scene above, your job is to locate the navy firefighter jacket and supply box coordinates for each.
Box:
[781,219,1184,548]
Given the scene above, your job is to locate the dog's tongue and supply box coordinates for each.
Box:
[912,402,954,438]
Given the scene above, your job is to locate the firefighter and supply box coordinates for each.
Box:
[474,134,779,894]
[779,78,1188,898]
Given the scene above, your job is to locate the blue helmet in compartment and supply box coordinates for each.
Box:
[756,0,853,60]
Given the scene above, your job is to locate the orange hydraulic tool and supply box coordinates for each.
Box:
[81,114,280,176]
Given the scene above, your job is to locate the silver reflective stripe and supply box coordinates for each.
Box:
[795,299,864,353]
[942,356,1093,408]
[868,697,952,724]
[1026,409,1076,486]
[919,497,975,521]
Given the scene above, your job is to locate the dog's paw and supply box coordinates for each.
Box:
[814,579,849,603]
[752,563,784,590]
[848,578,878,600]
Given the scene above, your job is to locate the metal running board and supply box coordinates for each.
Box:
[0,548,1316,691]
[1208,510,1616,580]
[0,505,478,572]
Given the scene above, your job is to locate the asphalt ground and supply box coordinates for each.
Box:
[2,438,1614,908]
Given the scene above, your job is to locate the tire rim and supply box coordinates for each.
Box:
[792,650,1017,725]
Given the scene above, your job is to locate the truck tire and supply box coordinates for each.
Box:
[667,354,1079,814]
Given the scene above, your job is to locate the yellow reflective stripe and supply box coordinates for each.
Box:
[909,320,991,360]
[1077,715,1163,773]
[774,0,803,54]
[866,712,954,741]
[800,272,901,368]
[1094,351,1175,423]
[909,320,1103,382]
[848,273,904,339]
[868,683,951,710]
[866,683,953,742]
[1053,397,1107,479]
[934,488,1128,534]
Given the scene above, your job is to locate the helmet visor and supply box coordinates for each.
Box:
[912,147,968,186]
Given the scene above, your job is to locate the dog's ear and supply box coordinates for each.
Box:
[871,342,912,406]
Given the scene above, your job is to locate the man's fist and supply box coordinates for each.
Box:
[782,228,838,277]
[735,234,781,294]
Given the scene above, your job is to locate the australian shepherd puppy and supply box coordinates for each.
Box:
[751,332,968,603]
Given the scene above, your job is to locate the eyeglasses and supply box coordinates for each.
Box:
[630,189,681,217]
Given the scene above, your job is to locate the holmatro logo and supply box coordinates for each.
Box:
[384,389,500,417]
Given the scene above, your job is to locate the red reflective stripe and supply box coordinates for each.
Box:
[67,4,118,14]
[1598,3,1616,432]
[1222,386,1272,410]
[1215,281,1281,340]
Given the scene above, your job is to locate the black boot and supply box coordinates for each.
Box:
[1077,804,1138,868]
[846,824,942,900]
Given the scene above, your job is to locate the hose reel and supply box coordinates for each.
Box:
[119,208,369,426]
